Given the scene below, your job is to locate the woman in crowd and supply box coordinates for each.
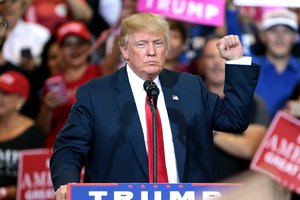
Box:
[0,71,44,200]
[37,21,102,147]
[31,36,64,118]
[33,36,64,95]
[39,36,64,78]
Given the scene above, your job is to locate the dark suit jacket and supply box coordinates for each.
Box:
[50,64,260,190]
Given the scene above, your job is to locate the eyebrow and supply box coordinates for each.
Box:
[136,40,148,43]
[135,39,163,43]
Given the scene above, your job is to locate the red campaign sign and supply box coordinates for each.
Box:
[16,148,55,200]
[251,111,300,194]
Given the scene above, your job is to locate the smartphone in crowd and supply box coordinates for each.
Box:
[45,75,69,102]
[20,48,33,59]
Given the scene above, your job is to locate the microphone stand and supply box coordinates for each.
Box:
[146,97,157,183]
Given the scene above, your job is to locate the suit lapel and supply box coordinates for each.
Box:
[160,69,187,182]
[114,67,148,178]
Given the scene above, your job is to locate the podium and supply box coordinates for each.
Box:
[68,183,241,200]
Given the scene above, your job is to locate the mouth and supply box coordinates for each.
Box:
[274,41,287,46]
[146,61,159,66]
[211,66,224,73]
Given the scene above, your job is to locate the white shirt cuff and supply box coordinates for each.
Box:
[225,56,252,65]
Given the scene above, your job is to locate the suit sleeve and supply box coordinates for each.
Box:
[212,63,260,132]
[50,84,94,191]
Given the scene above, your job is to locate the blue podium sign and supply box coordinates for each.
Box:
[68,183,241,200]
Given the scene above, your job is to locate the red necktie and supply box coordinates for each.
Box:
[145,96,168,183]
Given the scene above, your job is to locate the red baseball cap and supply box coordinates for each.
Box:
[56,21,91,45]
[0,71,30,100]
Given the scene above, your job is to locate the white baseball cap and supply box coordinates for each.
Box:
[260,9,298,32]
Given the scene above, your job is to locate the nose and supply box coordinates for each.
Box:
[147,43,156,57]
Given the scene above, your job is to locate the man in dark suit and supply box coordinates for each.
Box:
[51,13,260,200]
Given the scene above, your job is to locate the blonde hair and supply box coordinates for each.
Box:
[118,12,170,48]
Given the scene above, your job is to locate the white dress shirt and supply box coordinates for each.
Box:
[127,65,179,183]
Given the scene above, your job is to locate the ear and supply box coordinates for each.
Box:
[120,46,129,61]
[16,98,25,111]
[19,97,25,106]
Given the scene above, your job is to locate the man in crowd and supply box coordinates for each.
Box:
[254,8,300,119]
[201,34,269,180]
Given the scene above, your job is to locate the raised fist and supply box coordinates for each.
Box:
[217,35,243,61]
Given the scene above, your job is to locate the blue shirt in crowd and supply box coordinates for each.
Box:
[253,56,300,119]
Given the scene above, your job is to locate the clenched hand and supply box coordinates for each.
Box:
[217,35,243,61]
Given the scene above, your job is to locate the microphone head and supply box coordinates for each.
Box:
[143,80,159,98]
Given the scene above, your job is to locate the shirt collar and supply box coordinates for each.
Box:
[256,55,299,72]
[126,64,161,94]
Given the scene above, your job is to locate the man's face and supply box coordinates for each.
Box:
[202,39,225,86]
[120,31,167,80]
[262,25,296,58]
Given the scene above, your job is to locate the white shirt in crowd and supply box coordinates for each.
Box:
[3,20,50,66]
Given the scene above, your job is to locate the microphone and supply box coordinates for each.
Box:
[143,80,159,109]
[143,80,159,183]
